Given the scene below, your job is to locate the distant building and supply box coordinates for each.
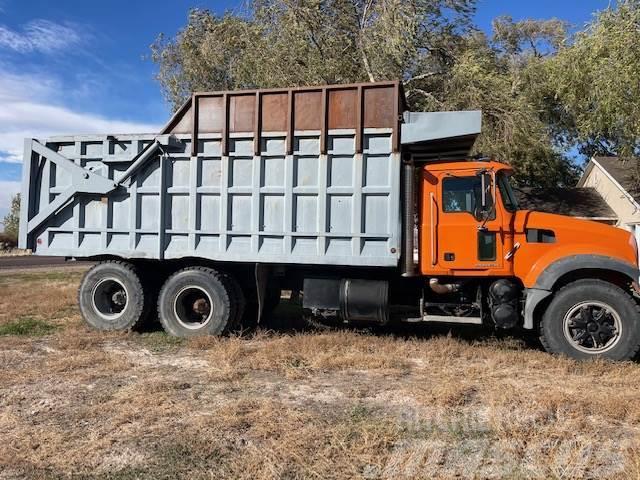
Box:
[514,186,617,225]
[578,156,640,245]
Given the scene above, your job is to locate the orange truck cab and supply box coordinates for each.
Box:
[417,158,640,360]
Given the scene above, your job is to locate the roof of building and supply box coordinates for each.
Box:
[589,156,640,203]
[514,186,617,219]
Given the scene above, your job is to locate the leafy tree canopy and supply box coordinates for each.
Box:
[151,0,640,187]
[546,0,640,160]
[151,0,476,107]
[2,193,20,242]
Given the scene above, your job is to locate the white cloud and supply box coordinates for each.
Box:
[0,69,59,101]
[0,19,83,53]
[0,70,160,163]
[0,67,160,222]
[0,16,162,227]
[0,103,160,163]
[0,180,20,231]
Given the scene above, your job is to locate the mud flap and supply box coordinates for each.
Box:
[254,263,270,324]
[523,288,552,329]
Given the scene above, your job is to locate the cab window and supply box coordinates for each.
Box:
[443,177,480,213]
[442,176,494,217]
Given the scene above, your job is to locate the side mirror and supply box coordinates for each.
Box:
[476,171,495,221]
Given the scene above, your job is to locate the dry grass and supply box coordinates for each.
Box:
[0,249,30,257]
[1,268,640,479]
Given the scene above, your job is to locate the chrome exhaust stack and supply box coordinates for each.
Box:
[401,157,417,277]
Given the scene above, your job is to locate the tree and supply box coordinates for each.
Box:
[2,193,20,242]
[151,11,256,109]
[151,1,584,187]
[545,0,640,160]
[492,15,566,58]
[411,19,579,187]
[151,1,476,110]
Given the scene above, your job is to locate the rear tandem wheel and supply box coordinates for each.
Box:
[78,260,151,331]
[157,266,243,337]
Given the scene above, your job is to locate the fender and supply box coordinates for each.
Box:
[522,255,639,329]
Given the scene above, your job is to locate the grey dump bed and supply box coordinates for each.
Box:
[19,81,480,267]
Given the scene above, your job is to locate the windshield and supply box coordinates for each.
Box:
[498,172,519,212]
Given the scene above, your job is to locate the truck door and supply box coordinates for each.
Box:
[435,169,504,272]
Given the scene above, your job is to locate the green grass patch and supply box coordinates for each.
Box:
[51,305,79,320]
[0,317,57,336]
[137,331,186,352]
[0,270,85,286]
[350,404,375,422]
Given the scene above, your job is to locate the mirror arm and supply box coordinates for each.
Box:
[492,171,497,215]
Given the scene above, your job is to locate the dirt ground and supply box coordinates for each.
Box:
[1,268,640,479]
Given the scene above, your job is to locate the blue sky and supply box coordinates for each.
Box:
[0,0,611,226]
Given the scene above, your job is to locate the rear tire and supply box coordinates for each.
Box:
[540,279,640,361]
[78,261,149,331]
[220,272,245,330]
[157,267,234,337]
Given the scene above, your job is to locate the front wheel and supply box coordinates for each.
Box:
[540,279,640,361]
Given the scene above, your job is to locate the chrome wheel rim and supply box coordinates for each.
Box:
[173,286,213,329]
[563,301,622,354]
[91,277,128,321]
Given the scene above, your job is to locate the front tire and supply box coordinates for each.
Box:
[157,267,236,337]
[540,279,640,361]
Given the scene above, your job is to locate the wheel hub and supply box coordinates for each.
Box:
[174,286,214,329]
[91,277,128,321]
[192,298,211,316]
[563,301,621,354]
[112,290,127,307]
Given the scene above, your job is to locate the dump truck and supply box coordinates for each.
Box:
[18,81,640,360]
